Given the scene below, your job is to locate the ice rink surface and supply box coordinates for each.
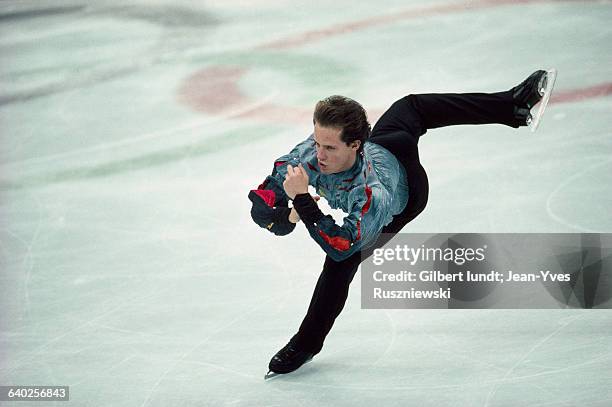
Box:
[1,0,611,406]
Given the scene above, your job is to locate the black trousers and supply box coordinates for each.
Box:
[290,90,521,354]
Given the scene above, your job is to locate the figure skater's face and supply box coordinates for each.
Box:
[313,122,360,174]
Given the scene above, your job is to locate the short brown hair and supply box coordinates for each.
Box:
[313,95,371,152]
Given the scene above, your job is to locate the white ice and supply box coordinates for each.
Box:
[1,1,611,406]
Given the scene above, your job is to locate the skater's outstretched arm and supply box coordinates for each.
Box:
[248,136,316,236]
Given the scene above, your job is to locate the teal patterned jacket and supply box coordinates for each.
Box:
[252,134,409,262]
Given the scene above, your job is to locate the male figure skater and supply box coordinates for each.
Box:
[248,70,555,377]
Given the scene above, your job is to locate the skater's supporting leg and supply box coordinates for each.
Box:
[289,162,429,355]
[290,253,361,354]
[267,254,359,375]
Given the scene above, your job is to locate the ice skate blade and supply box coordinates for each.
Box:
[529,68,557,133]
[264,370,282,380]
[264,356,314,380]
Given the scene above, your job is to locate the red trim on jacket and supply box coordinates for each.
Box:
[362,186,372,214]
[318,230,351,251]
[252,189,276,207]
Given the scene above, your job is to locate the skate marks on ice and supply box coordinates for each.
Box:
[1,0,611,406]
[0,94,282,190]
[482,312,591,407]
[138,278,314,407]
[545,157,612,232]
[0,90,280,171]
[260,311,611,397]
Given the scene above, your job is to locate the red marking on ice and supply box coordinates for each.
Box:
[176,65,612,123]
[235,104,311,123]
[176,65,311,122]
[256,0,605,50]
[177,66,248,113]
[177,0,611,121]
[550,83,612,104]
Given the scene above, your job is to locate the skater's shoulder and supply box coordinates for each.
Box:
[288,134,316,152]
[362,141,399,167]
[362,144,401,182]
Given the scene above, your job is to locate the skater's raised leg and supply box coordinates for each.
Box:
[371,69,553,140]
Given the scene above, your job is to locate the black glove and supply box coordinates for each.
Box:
[248,180,296,236]
[292,193,324,225]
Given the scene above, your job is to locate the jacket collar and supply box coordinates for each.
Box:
[319,152,363,181]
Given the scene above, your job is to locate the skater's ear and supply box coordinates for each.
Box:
[349,140,361,151]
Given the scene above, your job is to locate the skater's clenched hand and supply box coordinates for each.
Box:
[283,164,309,200]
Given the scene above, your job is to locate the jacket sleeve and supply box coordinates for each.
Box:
[265,135,315,191]
[248,175,295,236]
[293,184,391,262]
[248,137,313,236]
